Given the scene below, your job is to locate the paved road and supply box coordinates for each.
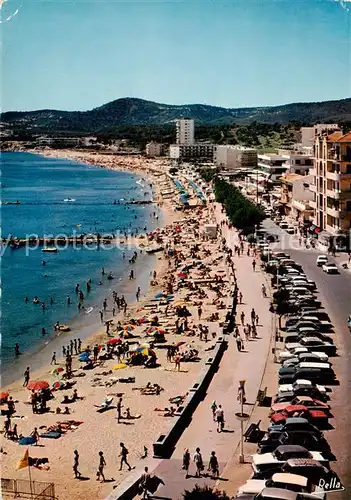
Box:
[262,219,351,497]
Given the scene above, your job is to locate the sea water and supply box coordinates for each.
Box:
[1,152,160,377]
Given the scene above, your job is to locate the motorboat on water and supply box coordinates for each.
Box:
[42,247,58,253]
[63,197,76,203]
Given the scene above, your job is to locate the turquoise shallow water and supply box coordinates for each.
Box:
[1,152,160,370]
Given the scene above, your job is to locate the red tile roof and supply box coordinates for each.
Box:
[334,131,351,143]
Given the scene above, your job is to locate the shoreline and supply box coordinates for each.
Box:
[2,151,176,390]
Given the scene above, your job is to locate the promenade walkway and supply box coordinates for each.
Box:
[146,203,274,499]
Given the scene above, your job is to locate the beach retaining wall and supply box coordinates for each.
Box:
[105,337,227,500]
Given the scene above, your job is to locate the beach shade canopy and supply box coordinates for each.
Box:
[134,347,156,357]
[0,391,9,401]
[79,353,91,362]
[113,363,127,370]
[139,342,151,348]
[107,338,122,346]
[19,436,37,446]
[174,299,187,307]
[51,367,64,376]
[27,380,49,391]
[154,292,165,299]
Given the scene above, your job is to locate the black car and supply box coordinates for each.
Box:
[278,366,336,385]
[258,431,331,455]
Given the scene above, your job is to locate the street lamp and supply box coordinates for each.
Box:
[235,380,249,463]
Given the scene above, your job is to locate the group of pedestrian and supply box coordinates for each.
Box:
[182,447,220,479]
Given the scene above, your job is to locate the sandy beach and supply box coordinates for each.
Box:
[1,151,232,500]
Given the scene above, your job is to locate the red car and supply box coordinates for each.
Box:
[270,404,330,427]
[271,395,330,415]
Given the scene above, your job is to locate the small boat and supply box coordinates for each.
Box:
[42,247,58,253]
[146,246,164,254]
[3,200,21,205]
[58,325,71,332]
[63,197,76,203]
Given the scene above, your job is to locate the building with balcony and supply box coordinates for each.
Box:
[215,145,257,171]
[176,119,195,145]
[280,173,314,222]
[301,124,340,148]
[169,143,216,162]
[311,129,351,235]
[145,141,166,157]
[278,148,314,175]
[257,153,288,182]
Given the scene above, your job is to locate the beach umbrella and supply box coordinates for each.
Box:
[154,292,165,299]
[107,338,121,346]
[0,391,9,402]
[134,347,156,357]
[137,316,147,324]
[123,324,135,332]
[52,380,65,391]
[152,328,166,336]
[51,367,64,376]
[113,363,127,370]
[139,342,151,348]
[27,380,49,391]
[79,353,91,362]
[119,331,131,339]
[19,436,37,446]
[177,272,187,279]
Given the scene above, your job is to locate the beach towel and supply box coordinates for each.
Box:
[39,431,61,439]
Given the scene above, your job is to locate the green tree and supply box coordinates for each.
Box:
[182,485,231,500]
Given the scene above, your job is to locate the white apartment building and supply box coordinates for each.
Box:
[301,124,340,148]
[215,145,257,170]
[176,119,195,145]
[145,141,164,157]
[310,129,351,235]
[170,143,215,162]
[257,153,288,182]
[279,148,314,175]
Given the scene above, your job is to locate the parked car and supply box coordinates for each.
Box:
[252,445,327,475]
[235,486,323,500]
[282,356,331,368]
[271,396,330,414]
[322,263,339,274]
[298,337,336,355]
[286,227,295,234]
[252,457,329,481]
[277,380,328,399]
[278,366,336,385]
[267,417,322,436]
[278,348,328,363]
[258,431,331,455]
[316,255,328,267]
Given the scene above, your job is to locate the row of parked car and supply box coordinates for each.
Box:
[234,248,340,500]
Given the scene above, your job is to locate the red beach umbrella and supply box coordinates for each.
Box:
[27,380,49,391]
[0,391,9,402]
[107,338,122,346]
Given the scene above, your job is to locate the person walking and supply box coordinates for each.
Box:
[50,352,56,365]
[23,367,30,387]
[198,306,202,320]
[96,451,106,482]
[252,259,256,272]
[30,427,40,445]
[251,308,256,325]
[240,311,245,326]
[215,405,224,432]
[208,451,219,478]
[73,450,81,479]
[239,292,243,304]
[140,466,151,498]
[136,286,141,301]
[211,401,217,421]
[194,447,203,477]
[236,336,242,352]
[182,448,191,478]
[261,284,267,297]
[119,442,132,471]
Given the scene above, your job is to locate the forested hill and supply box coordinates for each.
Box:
[2,97,351,135]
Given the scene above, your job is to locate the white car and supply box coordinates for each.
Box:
[322,263,338,274]
[278,348,328,364]
[316,255,328,267]
[278,379,327,395]
[237,472,326,498]
[286,227,295,234]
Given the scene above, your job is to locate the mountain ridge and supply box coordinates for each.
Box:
[2,97,351,135]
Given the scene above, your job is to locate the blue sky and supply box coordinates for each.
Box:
[2,0,350,111]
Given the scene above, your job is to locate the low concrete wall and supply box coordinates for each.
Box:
[152,338,227,459]
[108,338,229,498]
